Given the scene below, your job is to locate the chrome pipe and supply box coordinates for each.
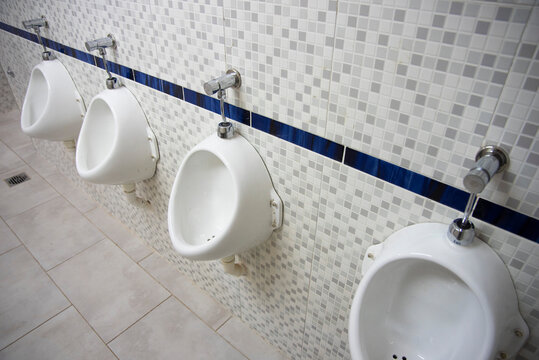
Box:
[22,16,52,58]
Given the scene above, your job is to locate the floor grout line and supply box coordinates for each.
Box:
[0,243,22,257]
[0,304,72,352]
[45,237,107,273]
[136,251,154,264]
[105,294,172,346]
[214,315,232,332]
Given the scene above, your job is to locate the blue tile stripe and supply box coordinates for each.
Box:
[252,113,344,161]
[2,22,537,243]
[344,148,538,242]
[162,80,183,100]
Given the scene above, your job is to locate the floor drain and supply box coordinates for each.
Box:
[4,172,30,187]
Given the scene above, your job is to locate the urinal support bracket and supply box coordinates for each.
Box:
[270,188,283,230]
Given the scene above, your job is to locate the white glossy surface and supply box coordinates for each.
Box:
[349,223,529,360]
[76,87,158,185]
[21,59,84,141]
[168,133,282,261]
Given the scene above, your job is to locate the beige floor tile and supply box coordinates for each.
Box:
[23,151,58,178]
[49,239,169,342]
[7,197,104,270]
[0,166,58,220]
[0,116,32,150]
[0,246,69,349]
[86,207,152,262]
[10,141,37,161]
[45,172,97,213]
[218,317,289,360]
[0,141,24,174]
[0,307,116,360]
[109,297,246,360]
[0,218,20,255]
[140,253,230,329]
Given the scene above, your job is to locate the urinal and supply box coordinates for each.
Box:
[21,59,85,141]
[168,133,283,261]
[349,223,529,360]
[76,86,159,185]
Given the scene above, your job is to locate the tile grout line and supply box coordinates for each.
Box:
[0,304,72,352]
[214,315,232,332]
[136,253,235,333]
[0,232,116,358]
[104,294,172,346]
[0,243,23,257]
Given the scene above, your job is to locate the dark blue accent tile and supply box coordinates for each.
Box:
[162,80,183,100]
[184,88,250,125]
[475,200,539,242]
[252,113,344,161]
[344,147,469,210]
[73,49,95,65]
[109,61,134,80]
[96,58,134,80]
[224,103,250,126]
[183,88,221,114]
[134,70,163,91]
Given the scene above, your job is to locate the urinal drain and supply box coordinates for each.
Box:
[206,235,215,242]
[4,172,30,187]
[392,355,407,360]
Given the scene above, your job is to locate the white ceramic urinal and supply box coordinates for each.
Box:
[76,87,158,184]
[168,133,283,261]
[349,223,529,360]
[21,59,85,141]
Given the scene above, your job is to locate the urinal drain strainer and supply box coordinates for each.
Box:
[4,172,30,187]
[392,355,407,360]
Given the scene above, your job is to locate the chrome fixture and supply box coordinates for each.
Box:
[85,35,119,89]
[203,69,241,139]
[463,145,509,194]
[22,16,54,60]
[448,145,510,246]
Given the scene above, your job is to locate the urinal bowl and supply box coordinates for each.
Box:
[168,133,282,261]
[76,87,159,185]
[349,223,529,360]
[21,59,85,141]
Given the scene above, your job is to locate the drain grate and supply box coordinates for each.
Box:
[4,172,30,187]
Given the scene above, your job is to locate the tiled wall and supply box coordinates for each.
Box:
[0,0,538,359]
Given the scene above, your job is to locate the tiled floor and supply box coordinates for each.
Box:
[0,106,286,359]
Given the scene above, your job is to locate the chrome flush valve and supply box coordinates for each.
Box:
[448,145,510,246]
[85,34,119,89]
[22,16,54,60]
[203,69,242,139]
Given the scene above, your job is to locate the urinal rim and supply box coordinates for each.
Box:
[349,224,498,360]
[168,141,240,258]
[21,63,51,132]
[76,91,121,176]
[349,254,494,360]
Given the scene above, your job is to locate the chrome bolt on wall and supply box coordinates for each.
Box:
[85,34,119,89]
[203,69,241,139]
[22,16,55,60]
[448,145,510,245]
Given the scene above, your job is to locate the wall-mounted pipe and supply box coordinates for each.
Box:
[448,145,510,246]
[122,183,150,208]
[221,255,247,276]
